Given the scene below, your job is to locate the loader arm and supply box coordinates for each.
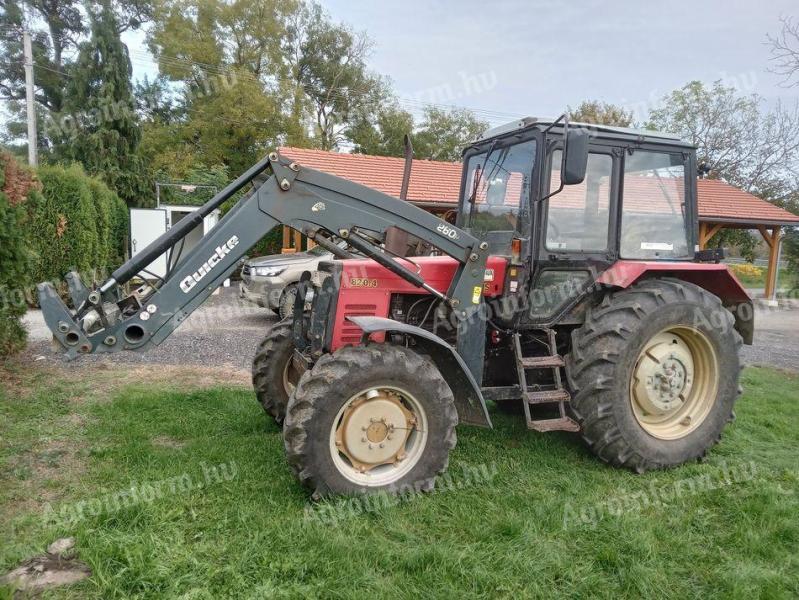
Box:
[38,152,489,374]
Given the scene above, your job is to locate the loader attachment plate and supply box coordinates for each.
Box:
[37,282,92,359]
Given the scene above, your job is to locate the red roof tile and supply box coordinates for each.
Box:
[279,147,462,203]
[695,178,799,224]
[279,147,799,225]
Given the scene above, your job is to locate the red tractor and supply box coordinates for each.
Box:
[39,116,752,498]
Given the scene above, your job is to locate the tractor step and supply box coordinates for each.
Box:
[520,355,564,368]
[525,389,570,404]
[528,416,581,433]
[513,331,580,433]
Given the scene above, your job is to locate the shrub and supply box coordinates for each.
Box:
[31,164,99,284]
[86,177,113,272]
[728,263,764,280]
[108,193,129,268]
[28,164,128,290]
[0,153,34,357]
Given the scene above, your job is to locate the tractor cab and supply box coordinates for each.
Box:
[457,117,699,325]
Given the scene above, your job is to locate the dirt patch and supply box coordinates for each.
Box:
[59,364,252,403]
[2,538,90,593]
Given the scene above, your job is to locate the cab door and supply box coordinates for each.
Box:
[525,143,620,324]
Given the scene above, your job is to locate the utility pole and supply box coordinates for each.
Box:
[23,29,38,166]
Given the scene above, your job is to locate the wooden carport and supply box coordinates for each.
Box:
[696,179,799,300]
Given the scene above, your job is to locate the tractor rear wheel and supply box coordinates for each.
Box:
[283,344,458,497]
[251,319,301,425]
[565,278,742,473]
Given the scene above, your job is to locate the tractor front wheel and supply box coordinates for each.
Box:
[566,278,742,473]
[283,344,458,497]
[252,319,301,425]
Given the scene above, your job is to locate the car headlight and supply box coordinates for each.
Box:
[253,266,286,277]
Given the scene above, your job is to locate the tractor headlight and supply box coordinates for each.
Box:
[253,266,286,277]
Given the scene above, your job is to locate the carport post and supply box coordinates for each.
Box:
[771,231,784,304]
[759,225,781,305]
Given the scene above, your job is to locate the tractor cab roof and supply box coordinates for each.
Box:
[476,116,695,149]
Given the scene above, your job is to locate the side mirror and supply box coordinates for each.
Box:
[562,128,589,186]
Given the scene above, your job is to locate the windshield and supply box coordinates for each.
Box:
[308,245,331,256]
[461,140,536,234]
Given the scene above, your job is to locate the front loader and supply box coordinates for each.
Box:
[39,116,754,497]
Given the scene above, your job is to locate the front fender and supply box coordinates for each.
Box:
[347,316,492,428]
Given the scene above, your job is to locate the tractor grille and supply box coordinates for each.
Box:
[341,303,377,344]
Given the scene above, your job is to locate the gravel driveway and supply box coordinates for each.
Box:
[22,288,798,373]
[23,288,278,372]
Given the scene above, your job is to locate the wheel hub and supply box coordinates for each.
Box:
[334,389,415,472]
[630,327,718,440]
[632,333,695,414]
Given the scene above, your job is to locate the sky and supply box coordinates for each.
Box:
[313,0,799,126]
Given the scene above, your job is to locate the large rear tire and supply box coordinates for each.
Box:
[283,344,458,498]
[565,278,742,473]
[251,320,301,425]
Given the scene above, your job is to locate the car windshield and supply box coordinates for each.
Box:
[308,245,331,256]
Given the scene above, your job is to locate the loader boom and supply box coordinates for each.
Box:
[38,152,490,376]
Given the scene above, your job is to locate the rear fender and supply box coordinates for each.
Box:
[597,261,754,344]
[347,316,492,428]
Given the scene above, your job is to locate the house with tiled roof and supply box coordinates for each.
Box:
[278,147,799,298]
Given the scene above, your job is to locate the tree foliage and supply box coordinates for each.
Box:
[294,4,387,150]
[568,100,633,127]
[348,104,488,162]
[54,1,152,206]
[347,104,414,157]
[647,81,799,196]
[413,107,488,162]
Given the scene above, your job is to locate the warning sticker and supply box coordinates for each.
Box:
[472,286,482,304]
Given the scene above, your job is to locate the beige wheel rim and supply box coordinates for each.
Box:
[329,386,428,487]
[282,355,301,396]
[630,326,719,440]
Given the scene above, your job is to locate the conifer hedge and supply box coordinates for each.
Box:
[0,153,33,356]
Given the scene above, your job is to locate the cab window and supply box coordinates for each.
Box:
[546,151,613,252]
[463,140,535,235]
[620,151,690,259]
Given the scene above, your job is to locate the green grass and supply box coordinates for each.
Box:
[1,364,798,599]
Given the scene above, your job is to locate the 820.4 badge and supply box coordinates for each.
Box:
[349,277,379,288]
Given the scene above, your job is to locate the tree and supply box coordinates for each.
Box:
[147,0,293,172]
[767,16,799,87]
[0,0,83,152]
[413,106,488,162]
[347,104,414,157]
[568,100,633,127]
[0,1,150,152]
[295,6,387,150]
[56,2,151,206]
[648,80,799,195]
[648,80,799,260]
